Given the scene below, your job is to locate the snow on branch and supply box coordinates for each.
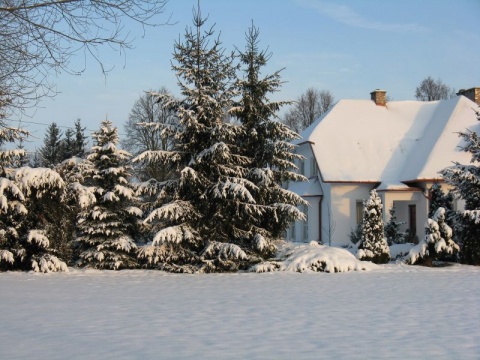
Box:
[0,250,14,264]
[0,178,24,213]
[68,182,97,209]
[195,142,230,163]
[31,254,68,273]
[103,191,120,202]
[27,230,49,249]
[201,241,248,261]
[133,150,181,164]
[211,180,256,203]
[13,167,65,198]
[125,206,143,217]
[152,226,193,245]
[273,203,307,221]
[144,200,196,224]
[114,185,135,199]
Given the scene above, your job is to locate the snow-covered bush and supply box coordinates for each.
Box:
[356,190,390,264]
[405,207,459,266]
[251,241,378,273]
[0,167,70,272]
[75,120,141,270]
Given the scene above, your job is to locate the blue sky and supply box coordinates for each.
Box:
[19,0,480,150]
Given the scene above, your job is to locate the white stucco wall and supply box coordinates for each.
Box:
[379,190,428,242]
[324,183,373,246]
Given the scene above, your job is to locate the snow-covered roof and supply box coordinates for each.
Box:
[299,96,480,185]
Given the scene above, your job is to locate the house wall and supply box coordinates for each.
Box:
[380,190,428,243]
[287,196,321,243]
[287,143,322,243]
[326,183,373,246]
[289,179,460,246]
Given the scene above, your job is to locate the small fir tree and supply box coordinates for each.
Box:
[357,190,390,264]
[73,119,88,158]
[384,206,405,245]
[405,207,459,265]
[428,183,454,219]
[76,120,141,269]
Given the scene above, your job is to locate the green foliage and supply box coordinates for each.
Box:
[349,223,362,245]
[429,183,454,217]
[384,206,405,245]
[39,123,63,167]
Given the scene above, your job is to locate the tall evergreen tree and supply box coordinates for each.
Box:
[76,120,141,269]
[60,128,76,160]
[135,9,271,272]
[74,119,88,158]
[442,112,480,265]
[357,190,390,264]
[39,122,63,167]
[233,23,307,254]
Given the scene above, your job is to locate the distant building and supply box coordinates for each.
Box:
[287,89,480,246]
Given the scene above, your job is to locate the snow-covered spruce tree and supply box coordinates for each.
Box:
[405,207,459,265]
[135,10,274,272]
[384,206,405,245]
[357,190,390,264]
[76,120,142,269]
[428,183,454,218]
[441,121,480,264]
[232,23,307,257]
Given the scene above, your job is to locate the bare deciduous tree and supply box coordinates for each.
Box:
[283,88,334,133]
[0,0,169,116]
[415,76,456,101]
[122,88,177,181]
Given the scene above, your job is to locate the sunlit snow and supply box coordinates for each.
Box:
[0,265,478,359]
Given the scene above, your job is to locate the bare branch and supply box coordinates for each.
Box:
[0,0,169,117]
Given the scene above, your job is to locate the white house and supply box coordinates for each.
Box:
[287,88,480,246]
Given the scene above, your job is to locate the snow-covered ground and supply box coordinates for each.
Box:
[1,264,479,360]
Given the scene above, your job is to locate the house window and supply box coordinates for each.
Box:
[302,204,308,241]
[299,159,305,176]
[291,221,296,241]
[408,204,417,233]
[356,201,364,224]
[310,157,318,177]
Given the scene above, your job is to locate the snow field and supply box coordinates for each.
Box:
[1,264,479,359]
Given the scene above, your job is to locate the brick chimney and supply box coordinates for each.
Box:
[457,87,480,105]
[370,89,387,106]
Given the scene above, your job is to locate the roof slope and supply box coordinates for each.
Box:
[299,96,480,185]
